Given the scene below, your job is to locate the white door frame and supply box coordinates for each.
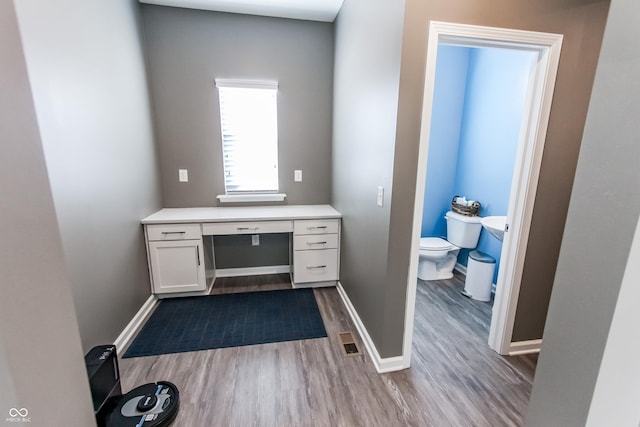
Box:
[402,21,563,365]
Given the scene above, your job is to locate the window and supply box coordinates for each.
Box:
[216,79,279,196]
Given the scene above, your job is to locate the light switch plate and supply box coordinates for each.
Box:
[178,169,188,182]
[294,170,302,182]
[377,186,384,207]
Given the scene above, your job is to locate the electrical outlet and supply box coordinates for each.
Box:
[294,170,302,182]
[251,235,260,246]
[377,186,384,207]
[178,169,188,182]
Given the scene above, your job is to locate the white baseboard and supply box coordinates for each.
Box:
[336,282,405,373]
[508,339,542,355]
[292,280,336,289]
[113,295,158,354]
[158,277,215,299]
[215,265,290,278]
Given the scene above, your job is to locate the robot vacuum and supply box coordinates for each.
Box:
[85,346,180,427]
[106,381,179,427]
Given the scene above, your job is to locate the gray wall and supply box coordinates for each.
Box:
[332,0,406,357]
[586,221,640,426]
[213,233,290,268]
[527,0,640,423]
[334,0,609,358]
[141,5,334,208]
[384,0,610,355]
[14,0,162,352]
[0,1,94,423]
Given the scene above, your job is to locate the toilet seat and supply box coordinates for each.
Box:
[419,237,455,251]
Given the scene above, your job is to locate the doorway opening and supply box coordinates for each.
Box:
[403,22,563,366]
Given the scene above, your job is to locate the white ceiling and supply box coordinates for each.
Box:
[139,0,344,22]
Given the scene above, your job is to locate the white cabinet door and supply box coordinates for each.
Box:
[148,240,206,294]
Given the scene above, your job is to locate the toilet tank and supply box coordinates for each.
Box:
[445,211,482,248]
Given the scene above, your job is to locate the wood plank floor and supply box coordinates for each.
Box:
[119,272,536,426]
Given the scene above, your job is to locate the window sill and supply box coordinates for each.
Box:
[216,193,287,203]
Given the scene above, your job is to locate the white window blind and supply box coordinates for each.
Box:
[216,79,279,194]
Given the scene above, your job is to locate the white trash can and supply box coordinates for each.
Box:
[463,250,495,302]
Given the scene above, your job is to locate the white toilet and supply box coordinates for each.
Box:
[418,211,483,281]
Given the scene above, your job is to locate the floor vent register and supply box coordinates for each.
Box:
[338,331,362,356]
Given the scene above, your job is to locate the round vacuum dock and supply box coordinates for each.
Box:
[106,381,179,427]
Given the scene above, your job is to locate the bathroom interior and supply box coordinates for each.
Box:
[416,42,537,338]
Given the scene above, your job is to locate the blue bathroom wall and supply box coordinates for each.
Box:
[422,45,535,283]
[454,47,536,282]
[421,45,470,238]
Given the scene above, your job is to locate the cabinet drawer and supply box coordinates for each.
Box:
[147,224,202,241]
[294,234,339,250]
[294,219,339,235]
[202,220,292,235]
[293,249,338,283]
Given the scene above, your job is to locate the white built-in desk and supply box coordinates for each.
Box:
[141,205,342,297]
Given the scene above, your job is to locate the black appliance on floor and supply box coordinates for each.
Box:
[85,345,179,427]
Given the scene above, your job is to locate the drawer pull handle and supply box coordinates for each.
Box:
[162,231,186,235]
[237,227,260,231]
[308,226,328,230]
[306,241,327,245]
[307,265,327,270]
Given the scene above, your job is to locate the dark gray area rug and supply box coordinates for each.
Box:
[123,288,327,358]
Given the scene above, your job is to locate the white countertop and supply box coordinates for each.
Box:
[141,204,342,224]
